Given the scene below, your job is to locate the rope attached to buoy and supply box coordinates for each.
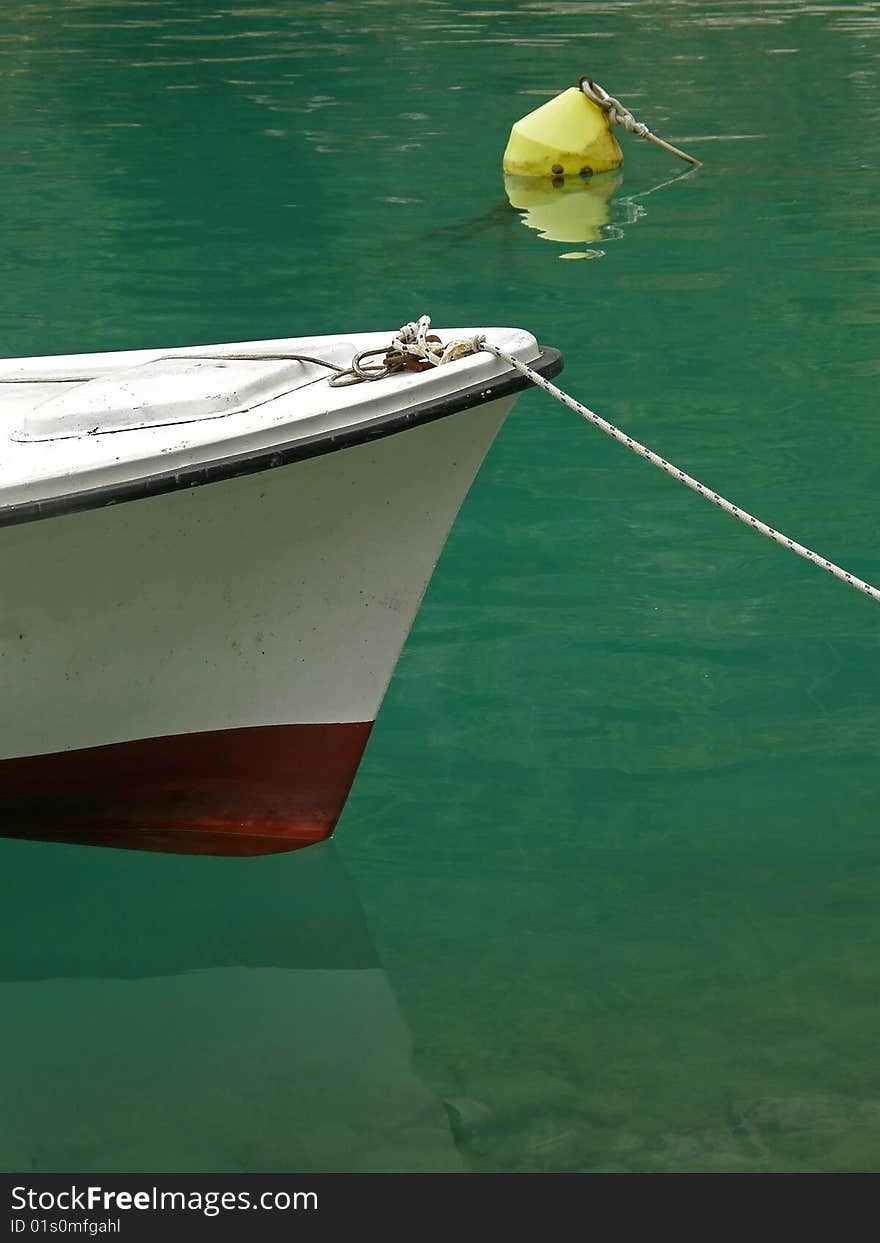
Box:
[578,76,702,167]
[378,317,880,605]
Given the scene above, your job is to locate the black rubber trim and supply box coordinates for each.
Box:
[0,346,563,529]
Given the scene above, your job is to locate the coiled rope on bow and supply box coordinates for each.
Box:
[327,315,485,386]
[578,76,701,167]
[370,317,880,605]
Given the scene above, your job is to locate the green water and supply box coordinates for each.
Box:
[2,0,880,1173]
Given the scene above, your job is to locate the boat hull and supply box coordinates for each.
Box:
[0,397,512,854]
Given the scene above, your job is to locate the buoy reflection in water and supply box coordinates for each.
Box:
[504,171,622,249]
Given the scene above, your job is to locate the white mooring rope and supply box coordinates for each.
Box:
[384,316,880,605]
[578,75,702,167]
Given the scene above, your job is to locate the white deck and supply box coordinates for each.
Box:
[0,326,540,511]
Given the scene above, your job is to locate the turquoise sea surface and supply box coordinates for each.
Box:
[2,0,880,1172]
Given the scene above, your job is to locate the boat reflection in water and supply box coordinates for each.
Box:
[504,166,696,251]
[0,838,460,1172]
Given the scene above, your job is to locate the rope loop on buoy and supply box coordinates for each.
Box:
[578,75,702,167]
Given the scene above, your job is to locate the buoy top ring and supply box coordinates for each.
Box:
[578,76,612,110]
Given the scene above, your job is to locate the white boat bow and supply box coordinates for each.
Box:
[0,325,562,855]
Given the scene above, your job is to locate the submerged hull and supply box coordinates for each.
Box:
[0,399,512,854]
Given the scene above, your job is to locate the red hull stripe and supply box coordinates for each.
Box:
[0,722,373,856]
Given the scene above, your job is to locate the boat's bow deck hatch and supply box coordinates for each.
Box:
[12,346,355,442]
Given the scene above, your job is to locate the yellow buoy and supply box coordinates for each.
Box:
[502,87,623,178]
